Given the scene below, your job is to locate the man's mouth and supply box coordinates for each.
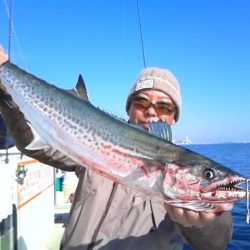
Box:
[139,120,160,130]
[139,122,149,130]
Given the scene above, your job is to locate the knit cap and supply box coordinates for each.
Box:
[126,67,182,122]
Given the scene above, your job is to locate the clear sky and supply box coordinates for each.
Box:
[0,0,249,144]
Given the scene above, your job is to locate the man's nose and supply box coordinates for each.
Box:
[145,106,157,116]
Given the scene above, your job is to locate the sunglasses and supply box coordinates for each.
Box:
[131,95,177,115]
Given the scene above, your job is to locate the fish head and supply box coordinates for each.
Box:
[198,162,246,203]
[163,157,246,211]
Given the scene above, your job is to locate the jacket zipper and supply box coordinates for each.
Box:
[87,182,118,250]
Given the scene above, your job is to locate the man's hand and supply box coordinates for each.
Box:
[164,203,217,228]
[0,45,8,65]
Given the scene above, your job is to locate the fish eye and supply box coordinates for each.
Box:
[203,168,215,180]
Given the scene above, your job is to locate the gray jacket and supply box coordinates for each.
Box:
[0,88,233,250]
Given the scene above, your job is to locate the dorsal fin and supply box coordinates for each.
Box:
[148,121,172,142]
[75,74,89,101]
[130,121,172,142]
[64,74,90,101]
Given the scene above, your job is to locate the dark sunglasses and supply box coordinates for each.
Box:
[131,95,177,115]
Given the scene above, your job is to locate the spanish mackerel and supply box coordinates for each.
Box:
[0,61,247,212]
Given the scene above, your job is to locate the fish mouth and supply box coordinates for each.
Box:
[216,178,246,191]
[201,176,247,202]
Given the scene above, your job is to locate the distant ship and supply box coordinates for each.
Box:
[182,136,192,144]
[174,136,192,145]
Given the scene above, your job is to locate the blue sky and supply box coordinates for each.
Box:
[0,0,249,144]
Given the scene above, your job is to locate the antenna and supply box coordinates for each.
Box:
[136,0,146,68]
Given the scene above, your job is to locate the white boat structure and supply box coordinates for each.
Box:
[0,145,55,250]
[0,115,78,249]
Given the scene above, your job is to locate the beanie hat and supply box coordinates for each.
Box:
[126,67,182,122]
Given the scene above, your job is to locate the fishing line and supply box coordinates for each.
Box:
[246,179,250,224]
[3,0,12,59]
[136,0,146,68]
[2,0,24,163]
[3,0,25,64]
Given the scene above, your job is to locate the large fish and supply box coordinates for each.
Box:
[0,61,247,212]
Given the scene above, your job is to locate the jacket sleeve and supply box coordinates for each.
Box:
[178,211,232,250]
[0,83,83,173]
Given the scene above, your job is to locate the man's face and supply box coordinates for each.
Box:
[127,90,176,130]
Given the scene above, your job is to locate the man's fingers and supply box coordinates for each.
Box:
[185,209,204,227]
[165,204,192,227]
[0,45,9,65]
[199,211,217,223]
[164,203,217,228]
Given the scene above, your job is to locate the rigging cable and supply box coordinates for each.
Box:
[136,0,146,68]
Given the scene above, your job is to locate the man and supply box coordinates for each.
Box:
[0,46,232,249]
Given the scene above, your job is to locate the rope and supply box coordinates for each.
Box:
[136,0,146,68]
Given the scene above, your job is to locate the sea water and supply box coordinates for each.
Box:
[183,143,250,250]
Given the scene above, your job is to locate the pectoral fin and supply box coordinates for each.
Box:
[25,124,50,150]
